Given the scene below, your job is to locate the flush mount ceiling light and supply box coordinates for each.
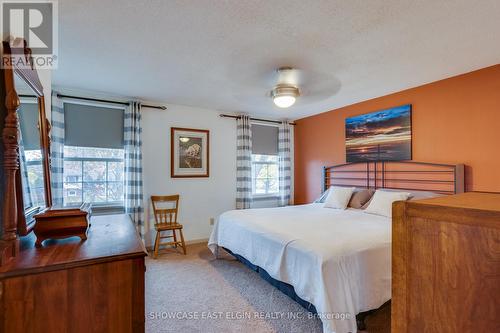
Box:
[179,137,190,143]
[272,84,300,108]
[271,67,300,108]
[237,66,338,110]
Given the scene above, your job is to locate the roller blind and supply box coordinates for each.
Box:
[18,103,40,150]
[64,103,124,149]
[251,124,278,155]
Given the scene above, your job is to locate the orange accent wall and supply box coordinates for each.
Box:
[294,64,500,204]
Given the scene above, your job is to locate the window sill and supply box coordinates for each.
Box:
[92,205,125,216]
[252,195,279,202]
[64,204,125,216]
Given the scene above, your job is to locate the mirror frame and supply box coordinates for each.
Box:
[2,39,52,237]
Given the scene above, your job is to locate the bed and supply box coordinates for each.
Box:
[208,161,464,333]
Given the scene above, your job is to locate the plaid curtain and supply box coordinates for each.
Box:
[278,121,292,206]
[50,91,65,206]
[236,115,252,209]
[18,131,33,207]
[124,101,144,234]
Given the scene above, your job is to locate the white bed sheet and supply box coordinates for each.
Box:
[208,204,392,333]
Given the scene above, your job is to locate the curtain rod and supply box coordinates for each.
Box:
[56,94,167,110]
[219,114,296,125]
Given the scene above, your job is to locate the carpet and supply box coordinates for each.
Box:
[145,243,390,333]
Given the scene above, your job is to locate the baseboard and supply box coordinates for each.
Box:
[146,238,208,252]
[185,238,209,245]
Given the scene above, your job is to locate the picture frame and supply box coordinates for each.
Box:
[171,127,210,178]
[345,104,412,162]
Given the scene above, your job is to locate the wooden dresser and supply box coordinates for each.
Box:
[392,192,500,332]
[0,214,147,333]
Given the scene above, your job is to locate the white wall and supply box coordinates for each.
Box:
[141,104,237,244]
[46,87,293,244]
[39,69,52,117]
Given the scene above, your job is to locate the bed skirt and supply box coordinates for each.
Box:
[222,247,376,330]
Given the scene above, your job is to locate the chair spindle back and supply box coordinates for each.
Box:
[151,195,179,225]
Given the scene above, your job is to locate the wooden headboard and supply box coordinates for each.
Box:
[323,161,465,194]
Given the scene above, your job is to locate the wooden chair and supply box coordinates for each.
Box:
[151,195,187,258]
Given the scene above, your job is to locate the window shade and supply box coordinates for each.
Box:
[18,103,40,150]
[251,124,278,155]
[64,103,124,149]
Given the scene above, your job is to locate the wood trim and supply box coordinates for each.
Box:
[2,40,52,242]
[405,204,500,227]
[0,252,146,279]
[170,127,210,178]
[38,96,52,207]
[391,200,408,332]
[1,43,21,265]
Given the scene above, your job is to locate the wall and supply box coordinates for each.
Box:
[142,104,237,244]
[39,69,52,118]
[294,65,500,204]
[51,87,288,243]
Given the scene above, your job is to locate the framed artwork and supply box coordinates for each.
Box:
[171,127,210,178]
[345,104,412,162]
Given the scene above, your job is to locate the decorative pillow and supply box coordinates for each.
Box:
[364,190,411,217]
[314,188,331,203]
[348,189,375,209]
[324,186,356,210]
[361,189,443,208]
[408,190,444,201]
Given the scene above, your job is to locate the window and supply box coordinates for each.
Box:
[62,102,125,209]
[63,146,124,207]
[250,123,279,197]
[251,154,279,196]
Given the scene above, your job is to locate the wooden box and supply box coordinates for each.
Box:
[33,203,92,247]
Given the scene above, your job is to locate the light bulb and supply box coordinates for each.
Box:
[273,95,296,108]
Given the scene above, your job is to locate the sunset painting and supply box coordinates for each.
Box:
[345,105,412,162]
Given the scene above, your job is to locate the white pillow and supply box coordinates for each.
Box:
[364,190,411,218]
[314,187,330,203]
[323,186,356,210]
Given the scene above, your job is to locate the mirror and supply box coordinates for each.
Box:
[13,70,51,235]
[16,78,45,204]
[1,39,52,263]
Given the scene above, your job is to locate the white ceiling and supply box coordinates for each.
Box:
[53,0,500,120]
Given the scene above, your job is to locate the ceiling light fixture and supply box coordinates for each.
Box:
[271,84,300,108]
[179,137,190,143]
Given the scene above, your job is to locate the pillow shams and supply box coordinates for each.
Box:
[314,188,330,203]
[348,189,375,209]
[364,190,411,217]
[324,186,356,210]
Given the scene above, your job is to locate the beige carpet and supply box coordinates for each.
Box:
[145,243,390,333]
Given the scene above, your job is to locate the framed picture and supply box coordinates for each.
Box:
[171,127,210,178]
[345,104,412,162]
